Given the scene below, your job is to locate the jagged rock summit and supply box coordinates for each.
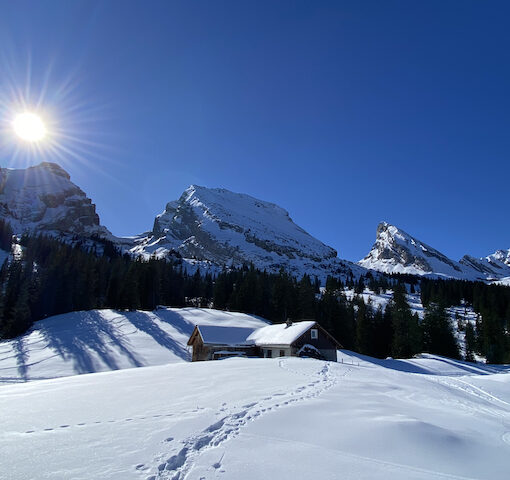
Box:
[130,185,358,279]
[359,222,510,281]
[0,162,111,238]
[358,222,481,279]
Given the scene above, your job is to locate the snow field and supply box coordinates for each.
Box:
[0,353,509,479]
[1,306,509,479]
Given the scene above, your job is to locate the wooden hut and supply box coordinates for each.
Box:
[188,320,341,362]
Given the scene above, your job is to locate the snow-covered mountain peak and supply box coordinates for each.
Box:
[181,184,293,224]
[131,185,362,280]
[489,248,510,267]
[0,161,111,238]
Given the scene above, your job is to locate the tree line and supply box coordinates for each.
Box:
[0,233,508,363]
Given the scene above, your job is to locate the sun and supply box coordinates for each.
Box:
[12,112,47,142]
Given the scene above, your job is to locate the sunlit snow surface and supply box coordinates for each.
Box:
[1,354,509,480]
[0,308,509,479]
[0,308,269,383]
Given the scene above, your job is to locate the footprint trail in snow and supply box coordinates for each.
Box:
[146,360,345,480]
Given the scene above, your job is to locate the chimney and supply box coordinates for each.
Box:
[286,318,293,328]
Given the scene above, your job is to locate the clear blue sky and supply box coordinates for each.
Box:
[0,0,509,262]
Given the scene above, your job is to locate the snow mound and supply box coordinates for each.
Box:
[0,307,269,384]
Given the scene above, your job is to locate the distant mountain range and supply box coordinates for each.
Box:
[1,162,508,283]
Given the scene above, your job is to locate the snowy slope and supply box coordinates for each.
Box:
[359,222,485,280]
[129,185,363,281]
[1,353,508,480]
[460,249,510,279]
[0,308,269,384]
[0,162,111,238]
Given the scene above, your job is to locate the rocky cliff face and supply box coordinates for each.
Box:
[0,162,111,238]
[130,185,360,279]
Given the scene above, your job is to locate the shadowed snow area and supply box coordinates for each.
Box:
[0,308,269,383]
[0,353,509,480]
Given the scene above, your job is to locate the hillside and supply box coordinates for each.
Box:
[1,353,508,479]
[0,308,269,384]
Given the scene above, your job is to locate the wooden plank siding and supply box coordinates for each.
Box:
[290,323,341,362]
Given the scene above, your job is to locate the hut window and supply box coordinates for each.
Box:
[280,350,285,357]
[311,328,318,339]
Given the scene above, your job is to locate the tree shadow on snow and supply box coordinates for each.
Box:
[128,311,190,360]
[38,311,143,375]
[153,308,195,337]
[13,338,29,381]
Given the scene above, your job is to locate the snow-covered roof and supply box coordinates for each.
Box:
[197,325,259,346]
[246,321,316,347]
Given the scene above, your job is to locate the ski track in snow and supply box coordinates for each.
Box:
[427,375,510,453]
[239,432,483,480]
[145,360,347,480]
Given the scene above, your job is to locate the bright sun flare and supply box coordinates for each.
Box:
[12,112,47,142]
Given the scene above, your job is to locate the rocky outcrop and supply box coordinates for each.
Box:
[0,162,110,238]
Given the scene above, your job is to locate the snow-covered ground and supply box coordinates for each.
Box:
[1,353,509,480]
[0,308,269,384]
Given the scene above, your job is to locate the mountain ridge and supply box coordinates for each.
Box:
[0,162,508,283]
[359,221,510,281]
